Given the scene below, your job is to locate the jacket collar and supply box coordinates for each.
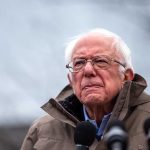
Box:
[41,73,148,125]
[127,73,148,106]
[108,73,148,121]
[41,85,80,127]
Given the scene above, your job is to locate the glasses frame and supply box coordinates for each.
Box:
[66,56,126,73]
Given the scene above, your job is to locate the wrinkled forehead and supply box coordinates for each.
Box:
[72,33,119,59]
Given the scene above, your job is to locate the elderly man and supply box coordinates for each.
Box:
[21,28,150,150]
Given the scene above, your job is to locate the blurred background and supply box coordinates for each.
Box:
[0,0,150,149]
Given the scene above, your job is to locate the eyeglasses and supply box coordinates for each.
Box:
[66,55,126,73]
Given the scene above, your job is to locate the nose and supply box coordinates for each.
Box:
[83,61,96,77]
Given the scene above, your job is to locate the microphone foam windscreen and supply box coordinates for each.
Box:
[74,121,96,146]
[143,118,150,135]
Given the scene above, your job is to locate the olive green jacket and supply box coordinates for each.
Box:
[21,74,150,150]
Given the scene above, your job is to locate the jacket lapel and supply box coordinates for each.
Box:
[41,98,80,127]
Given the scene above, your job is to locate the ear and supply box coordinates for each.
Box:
[67,73,73,86]
[124,69,134,81]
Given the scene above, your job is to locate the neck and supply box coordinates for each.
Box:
[84,102,114,125]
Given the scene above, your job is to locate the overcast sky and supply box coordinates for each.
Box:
[0,0,150,125]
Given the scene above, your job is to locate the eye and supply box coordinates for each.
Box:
[93,57,110,69]
[74,59,85,67]
[94,58,109,64]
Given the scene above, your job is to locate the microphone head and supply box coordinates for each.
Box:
[143,118,150,135]
[107,119,126,132]
[104,120,128,150]
[74,121,96,146]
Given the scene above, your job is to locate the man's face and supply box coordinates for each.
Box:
[68,34,126,107]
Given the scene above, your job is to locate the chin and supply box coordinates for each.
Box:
[81,94,108,105]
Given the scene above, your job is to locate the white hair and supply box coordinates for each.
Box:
[65,28,134,71]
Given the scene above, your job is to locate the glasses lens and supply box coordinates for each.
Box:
[73,59,86,72]
[93,57,111,69]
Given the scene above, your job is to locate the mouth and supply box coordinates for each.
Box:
[82,84,103,90]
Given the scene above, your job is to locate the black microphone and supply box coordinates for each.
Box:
[104,120,128,150]
[74,121,96,150]
[143,118,150,150]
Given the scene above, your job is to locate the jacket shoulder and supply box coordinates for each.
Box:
[21,114,75,150]
[21,115,56,150]
[32,115,55,127]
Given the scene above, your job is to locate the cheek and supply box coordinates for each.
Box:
[105,72,124,93]
[71,74,82,96]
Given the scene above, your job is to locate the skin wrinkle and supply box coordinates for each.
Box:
[67,32,134,124]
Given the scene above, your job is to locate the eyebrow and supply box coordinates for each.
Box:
[73,55,112,60]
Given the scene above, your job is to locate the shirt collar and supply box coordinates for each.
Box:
[83,105,111,127]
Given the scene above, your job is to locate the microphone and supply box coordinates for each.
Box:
[143,117,150,150]
[74,121,96,150]
[104,120,128,150]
